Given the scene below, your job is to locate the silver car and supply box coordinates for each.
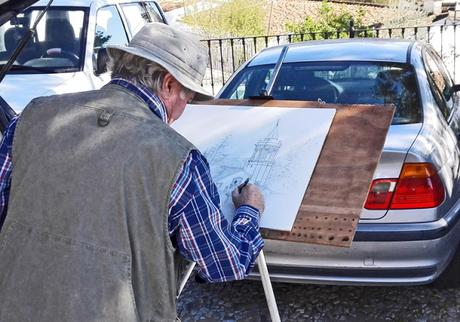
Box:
[217,39,460,287]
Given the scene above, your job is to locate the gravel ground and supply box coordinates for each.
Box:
[177,273,460,321]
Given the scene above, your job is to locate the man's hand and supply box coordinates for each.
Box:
[232,184,265,214]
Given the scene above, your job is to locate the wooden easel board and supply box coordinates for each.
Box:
[195,99,394,247]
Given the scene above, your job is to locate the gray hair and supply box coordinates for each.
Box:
[108,51,168,94]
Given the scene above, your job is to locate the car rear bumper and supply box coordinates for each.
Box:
[251,201,460,286]
[251,263,437,286]
[252,236,454,286]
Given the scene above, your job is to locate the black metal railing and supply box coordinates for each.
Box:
[202,22,460,94]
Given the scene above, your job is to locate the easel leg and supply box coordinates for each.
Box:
[177,251,281,322]
[257,250,281,322]
[177,262,196,299]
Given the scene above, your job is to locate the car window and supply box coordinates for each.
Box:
[93,5,128,74]
[424,49,454,119]
[221,66,274,99]
[0,7,87,73]
[120,3,150,36]
[144,2,164,22]
[94,5,128,49]
[220,61,422,125]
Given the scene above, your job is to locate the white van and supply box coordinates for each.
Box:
[0,0,167,112]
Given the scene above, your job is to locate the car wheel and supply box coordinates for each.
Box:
[432,247,460,289]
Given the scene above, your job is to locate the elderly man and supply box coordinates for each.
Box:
[0,23,264,321]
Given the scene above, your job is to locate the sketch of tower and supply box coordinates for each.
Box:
[247,119,282,186]
[204,135,231,164]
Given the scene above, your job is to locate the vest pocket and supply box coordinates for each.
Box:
[0,221,140,322]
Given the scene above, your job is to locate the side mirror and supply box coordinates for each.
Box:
[94,48,109,76]
[453,84,460,93]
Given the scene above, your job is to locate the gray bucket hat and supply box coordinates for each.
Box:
[107,22,213,101]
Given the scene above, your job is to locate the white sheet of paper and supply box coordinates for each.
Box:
[173,105,336,231]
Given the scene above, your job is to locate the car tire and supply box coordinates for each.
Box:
[432,247,460,289]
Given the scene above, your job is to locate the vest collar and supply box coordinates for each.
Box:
[107,78,168,123]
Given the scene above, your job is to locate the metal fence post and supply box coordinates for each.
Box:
[230,38,235,72]
[207,40,214,95]
[349,20,355,38]
[218,39,224,85]
[454,23,457,83]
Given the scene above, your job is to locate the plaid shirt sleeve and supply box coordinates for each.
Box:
[0,116,18,229]
[169,150,264,282]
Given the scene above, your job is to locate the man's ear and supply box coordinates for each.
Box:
[160,73,174,98]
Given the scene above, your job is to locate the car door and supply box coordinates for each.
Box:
[89,1,167,91]
[424,47,460,141]
[423,47,460,198]
[424,48,460,143]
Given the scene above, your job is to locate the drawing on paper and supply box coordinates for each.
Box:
[206,120,282,196]
[247,120,282,187]
[172,104,336,231]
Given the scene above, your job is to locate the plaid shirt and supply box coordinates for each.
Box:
[0,79,264,282]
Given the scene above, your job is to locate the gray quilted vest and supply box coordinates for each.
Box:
[0,84,193,322]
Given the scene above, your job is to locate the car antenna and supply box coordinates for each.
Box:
[249,45,289,100]
[0,0,56,83]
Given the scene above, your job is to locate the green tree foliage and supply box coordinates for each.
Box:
[286,1,372,41]
[182,0,266,37]
[94,31,112,49]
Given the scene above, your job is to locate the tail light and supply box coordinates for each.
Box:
[365,163,445,210]
[364,179,397,210]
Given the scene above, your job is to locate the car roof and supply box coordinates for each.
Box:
[31,0,150,7]
[248,38,415,66]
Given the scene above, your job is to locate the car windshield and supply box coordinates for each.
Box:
[219,61,422,125]
[0,6,87,73]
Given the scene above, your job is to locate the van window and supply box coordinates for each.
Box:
[93,5,128,74]
[120,3,150,36]
[145,2,164,22]
[94,5,128,49]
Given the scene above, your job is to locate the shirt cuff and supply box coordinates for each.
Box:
[234,205,260,227]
